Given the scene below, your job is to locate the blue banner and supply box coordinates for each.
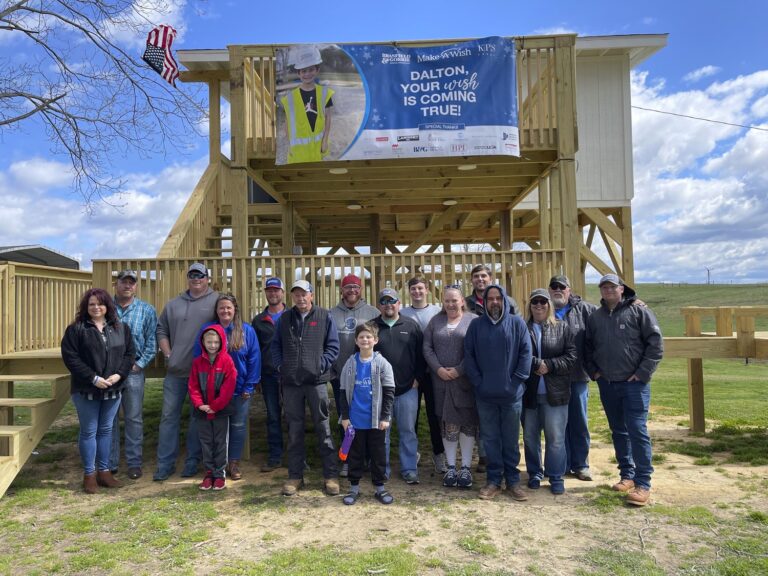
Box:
[274,37,518,165]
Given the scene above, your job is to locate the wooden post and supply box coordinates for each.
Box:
[736,314,756,358]
[229,47,250,258]
[620,206,635,286]
[208,81,221,165]
[685,311,705,433]
[499,208,513,250]
[281,201,296,255]
[538,175,551,249]
[715,307,732,337]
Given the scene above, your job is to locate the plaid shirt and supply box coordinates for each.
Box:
[115,296,158,369]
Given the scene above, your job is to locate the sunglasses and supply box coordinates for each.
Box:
[530,298,550,306]
[445,283,461,289]
[379,298,398,306]
[187,272,207,280]
[549,283,567,290]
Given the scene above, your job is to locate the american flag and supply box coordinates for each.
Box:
[142,24,179,86]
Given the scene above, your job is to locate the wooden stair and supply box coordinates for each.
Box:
[0,374,70,498]
[202,210,283,257]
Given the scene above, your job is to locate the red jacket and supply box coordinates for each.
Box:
[188,324,237,420]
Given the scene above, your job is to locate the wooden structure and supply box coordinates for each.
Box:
[664,306,768,433]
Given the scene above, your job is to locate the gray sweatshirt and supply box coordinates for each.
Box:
[156,288,218,377]
[329,299,379,380]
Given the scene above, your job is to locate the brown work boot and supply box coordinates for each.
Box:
[83,473,98,494]
[626,487,651,506]
[506,484,529,501]
[476,456,487,474]
[478,483,502,500]
[228,460,242,480]
[612,478,635,492]
[282,478,303,496]
[324,478,340,496]
[96,470,122,488]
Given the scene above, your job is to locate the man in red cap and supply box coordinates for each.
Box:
[329,274,379,474]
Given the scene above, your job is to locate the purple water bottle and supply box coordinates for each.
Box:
[339,425,355,461]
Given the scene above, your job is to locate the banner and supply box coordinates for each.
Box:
[274,37,518,165]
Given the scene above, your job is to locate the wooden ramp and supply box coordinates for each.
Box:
[0,373,70,498]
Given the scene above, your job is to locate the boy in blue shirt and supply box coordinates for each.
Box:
[339,322,395,505]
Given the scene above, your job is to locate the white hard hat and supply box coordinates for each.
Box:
[289,45,322,69]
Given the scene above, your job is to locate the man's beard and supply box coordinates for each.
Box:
[488,307,502,320]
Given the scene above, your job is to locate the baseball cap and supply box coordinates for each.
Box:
[341,274,362,288]
[291,280,313,293]
[529,288,552,302]
[598,273,622,287]
[117,270,137,281]
[187,263,208,277]
[549,275,570,288]
[378,287,399,303]
[265,277,285,290]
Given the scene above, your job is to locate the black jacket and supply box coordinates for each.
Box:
[466,291,520,317]
[372,315,427,396]
[252,304,286,383]
[61,320,135,397]
[557,294,597,382]
[523,320,577,408]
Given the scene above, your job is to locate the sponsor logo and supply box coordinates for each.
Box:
[413,146,440,153]
[502,132,518,142]
[375,136,389,142]
[416,47,472,62]
[381,52,411,64]
[428,133,446,142]
[473,144,497,151]
[450,144,466,153]
[504,143,517,150]
[397,134,419,142]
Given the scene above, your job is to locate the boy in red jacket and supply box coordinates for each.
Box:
[188,325,237,490]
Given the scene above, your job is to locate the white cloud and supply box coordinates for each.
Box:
[8,158,74,190]
[683,65,721,83]
[531,26,578,36]
[104,0,189,50]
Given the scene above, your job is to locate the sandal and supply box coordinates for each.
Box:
[342,491,360,505]
[374,490,394,505]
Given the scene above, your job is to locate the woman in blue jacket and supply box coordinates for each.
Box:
[195,293,261,480]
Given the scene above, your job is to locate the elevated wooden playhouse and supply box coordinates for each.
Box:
[9,33,758,498]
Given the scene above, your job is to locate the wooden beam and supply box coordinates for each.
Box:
[499,209,513,250]
[598,229,623,277]
[581,208,623,245]
[180,70,230,83]
[208,81,221,165]
[579,244,613,276]
[403,205,461,252]
[620,206,635,286]
[230,168,249,257]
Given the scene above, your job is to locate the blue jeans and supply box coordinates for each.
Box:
[228,394,251,460]
[597,378,654,489]
[475,398,523,487]
[523,395,569,482]
[261,379,283,464]
[71,393,122,475]
[565,380,591,472]
[156,374,200,473]
[387,386,419,476]
[110,370,145,469]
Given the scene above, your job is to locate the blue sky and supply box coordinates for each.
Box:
[1,0,766,283]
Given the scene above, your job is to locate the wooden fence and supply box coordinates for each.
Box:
[0,262,92,355]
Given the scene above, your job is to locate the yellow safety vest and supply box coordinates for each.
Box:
[281,84,334,164]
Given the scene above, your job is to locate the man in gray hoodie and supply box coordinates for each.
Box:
[153,263,219,481]
[329,274,379,468]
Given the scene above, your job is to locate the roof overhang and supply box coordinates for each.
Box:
[0,245,80,270]
[575,34,668,68]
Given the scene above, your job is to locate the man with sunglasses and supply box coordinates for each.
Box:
[584,274,663,507]
[154,263,219,481]
[548,275,597,482]
[372,287,427,484]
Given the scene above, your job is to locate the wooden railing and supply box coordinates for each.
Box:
[240,35,575,159]
[0,263,92,355]
[156,156,231,259]
[92,250,565,319]
[664,306,768,432]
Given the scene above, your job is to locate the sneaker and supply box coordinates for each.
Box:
[612,478,636,493]
[152,466,176,482]
[213,477,226,491]
[282,478,303,496]
[127,467,143,480]
[181,461,199,478]
[402,471,420,485]
[457,466,473,489]
[476,456,487,474]
[199,476,213,491]
[432,452,448,474]
[443,466,458,487]
[260,461,281,473]
[626,487,650,506]
[575,468,593,481]
[339,463,349,478]
[527,477,541,490]
[478,483,501,500]
[507,484,529,501]
[324,478,340,496]
[550,480,565,495]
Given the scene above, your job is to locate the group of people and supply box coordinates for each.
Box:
[60,262,663,507]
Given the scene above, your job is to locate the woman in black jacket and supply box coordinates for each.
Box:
[61,288,134,493]
[522,288,577,495]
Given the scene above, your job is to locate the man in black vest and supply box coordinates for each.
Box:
[272,280,340,497]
